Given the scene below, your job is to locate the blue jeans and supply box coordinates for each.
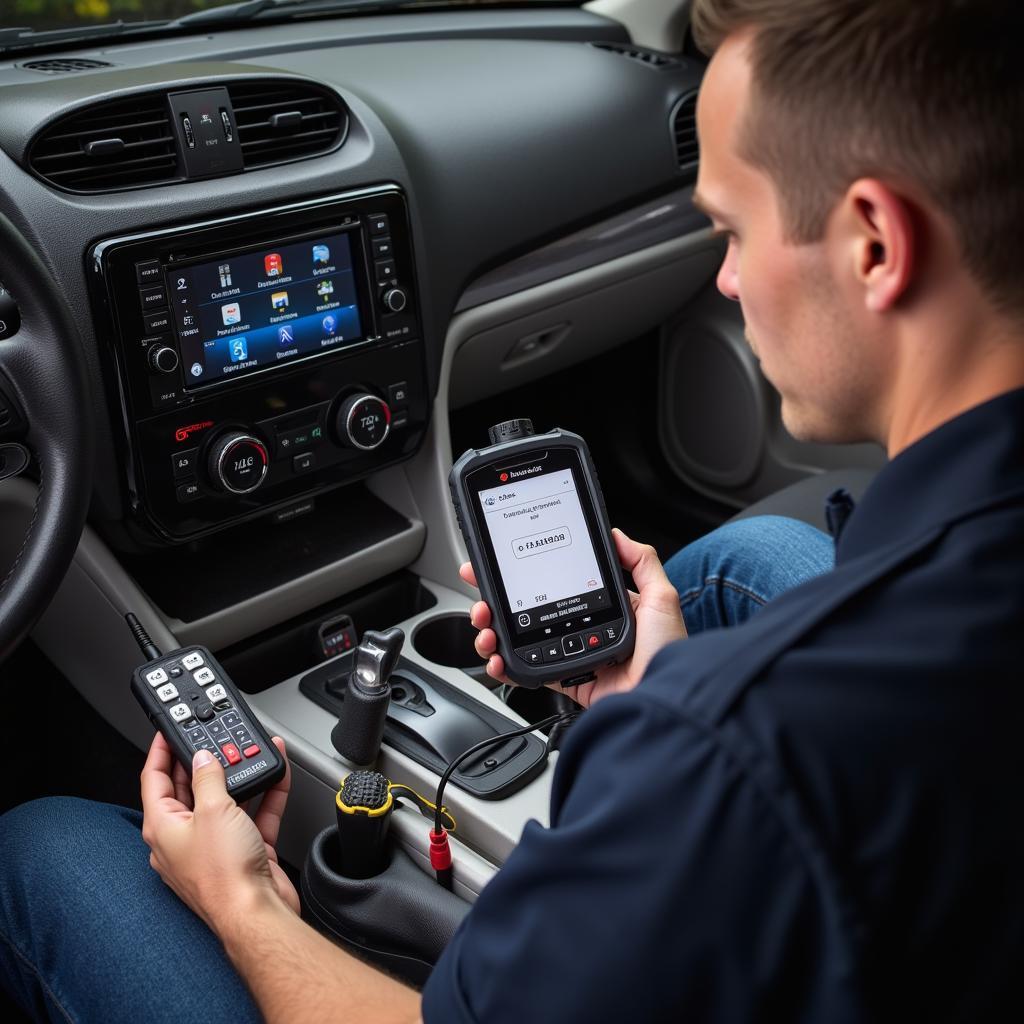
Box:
[0,515,832,1023]
[664,515,834,633]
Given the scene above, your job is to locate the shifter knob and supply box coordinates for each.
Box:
[350,627,405,692]
[330,627,405,766]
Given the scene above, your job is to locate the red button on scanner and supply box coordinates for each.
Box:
[586,633,601,649]
[222,743,242,765]
[243,744,261,758]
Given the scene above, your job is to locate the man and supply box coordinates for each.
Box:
[2,0,1022,1020]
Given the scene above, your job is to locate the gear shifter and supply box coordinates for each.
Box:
[330,627,405,766]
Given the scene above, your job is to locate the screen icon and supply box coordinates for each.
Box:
[264,253,283,277]
[322,314,337,336]
[221,302,241,326]
[229,337,248,363]
[271,291,289,311]
[217,264,232,287]
[312,244,330,267]
[316,279,335,299]
[190,362,203,377]
[277,325,294,346]
[518,613,531,627]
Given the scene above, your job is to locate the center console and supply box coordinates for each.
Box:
[90,185,427,543]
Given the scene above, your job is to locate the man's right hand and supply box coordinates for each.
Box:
[460,527,686,709]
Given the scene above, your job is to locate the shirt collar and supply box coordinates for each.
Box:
[836,387,1024,563]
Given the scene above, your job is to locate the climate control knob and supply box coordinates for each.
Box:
[148,345,179,374]
[207,432,269,495]
[381,288,408,314]
[336,393,391,451]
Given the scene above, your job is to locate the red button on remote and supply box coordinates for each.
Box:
[222,743,242,765]
[243,744,261,758]
[586,633,601,648]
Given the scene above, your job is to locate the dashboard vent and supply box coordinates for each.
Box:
[22,58,113,74]
[29,96,180,193]
[591,42,679,69]
[671,92,699,177]
[226,81,347,169]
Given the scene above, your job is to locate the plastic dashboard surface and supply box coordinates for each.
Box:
[0,8,705,547]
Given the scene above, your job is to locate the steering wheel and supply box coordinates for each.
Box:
[0,211,94,663]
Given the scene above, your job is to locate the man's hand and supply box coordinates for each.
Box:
[141,732,299,935]
[461,527,686,708]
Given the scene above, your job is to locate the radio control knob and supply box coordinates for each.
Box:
[381,288,407,314]
[207,432,269,495]
[336,393,391,451]
[148,345,179,374]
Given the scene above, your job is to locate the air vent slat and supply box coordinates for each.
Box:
[29,93,180,192]
[40,118,171,144]
[591,41,679,69]
[232,98,327,115]
[671,93,699,179]
[240,129,340,154]
[33,136,177,165]
[44,151,178,181]
[226,80,347,170]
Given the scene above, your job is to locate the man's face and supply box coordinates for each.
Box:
[695,32,883,444]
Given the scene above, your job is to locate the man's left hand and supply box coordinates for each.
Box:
[141,732,300,935]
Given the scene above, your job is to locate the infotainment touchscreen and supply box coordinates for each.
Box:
[168,228,365,388]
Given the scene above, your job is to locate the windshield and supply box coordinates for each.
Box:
[8,0,582,36]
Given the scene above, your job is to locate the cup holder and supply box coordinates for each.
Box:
[412,614,489,683]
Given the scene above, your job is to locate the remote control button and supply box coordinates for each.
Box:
[520,647,543,666]
[182,652,205,671]
[206,719,226,739]
[204,683,227,703]
[542,642,564,663]
[193,667,216,685]
[222,743,242,765]
[601,620,623,642]
[187,726,207,743]
[156,683,179,703]
[145,668,168,687]
[168,703,191,723]
[584,631,602,650]
[169,666,183,678]
[243,744,261,758]
[562,634,584,656]
[214,733,234,747]
[231,726,254,747]
[194,741,228,767]
[197,703,215,722]
[221,711,242,729]
[213,700,232,712]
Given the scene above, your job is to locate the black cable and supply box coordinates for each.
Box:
[125,612,162,661]
[433,710,580,833]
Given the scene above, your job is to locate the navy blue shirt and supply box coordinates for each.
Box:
[423,389,1024,1023]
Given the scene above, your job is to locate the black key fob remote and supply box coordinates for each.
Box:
[131,645,286,802]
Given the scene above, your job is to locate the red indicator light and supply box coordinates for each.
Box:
[174,420,214,443]
[500,472,509,482]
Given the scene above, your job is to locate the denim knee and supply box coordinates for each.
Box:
[665,515,834,633]
[0,797,262,1024]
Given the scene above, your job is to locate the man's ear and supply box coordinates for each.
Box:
[842,179,917,313]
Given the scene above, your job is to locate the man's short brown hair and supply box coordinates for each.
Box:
[691,0,1024,319]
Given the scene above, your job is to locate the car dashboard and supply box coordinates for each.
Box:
[0,5,722,893]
